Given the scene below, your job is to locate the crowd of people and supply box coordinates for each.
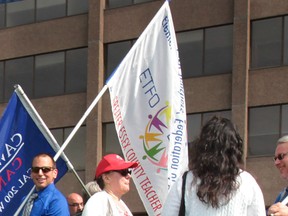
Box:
[21,152,137,216]
[20,116,288,216]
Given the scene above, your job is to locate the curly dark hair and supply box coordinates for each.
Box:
[189,116,243,208]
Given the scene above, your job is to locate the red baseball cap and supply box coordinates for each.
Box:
[95,154,138,178]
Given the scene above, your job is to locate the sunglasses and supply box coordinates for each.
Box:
[113,169,132,177]
[69,202,84,207]
[273,152,288,162]
[31,166,55,173]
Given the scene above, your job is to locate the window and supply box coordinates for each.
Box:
[103,123,122,155]
[107,0,131,8]
[248,105,281,156]
[134,0,152,3]
[281,104,288,136]
[251,17,282,68]
[4,57,34,101]
[204,25,233,75]
[0,4,5,29]
[66,48,88,94]
[284,16,288,65]
[105,41,133,80]
[187,114,202,142]
[35,52,65,98]
[105,26,233,80]
[36,0,65,22]
[51,126,86,170]
[106,0,154,9]
[6,0,34,27]
[177,30,203,78]
[177,25,233,78]
[2,0,88,28]
[0,62,3,103]
[67,0,88,16]
[1,48,87,102]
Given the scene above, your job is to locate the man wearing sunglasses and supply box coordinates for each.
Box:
[82,154,138,216]
[67,193,84,216]
[22,153,69,216]
[268,136,288,216]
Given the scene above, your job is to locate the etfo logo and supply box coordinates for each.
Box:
[140,103,171,173]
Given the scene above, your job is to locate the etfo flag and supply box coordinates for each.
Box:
[106,1,188,215]
[0,92,68,216]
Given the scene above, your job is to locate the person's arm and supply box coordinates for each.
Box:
[161,174,184,215]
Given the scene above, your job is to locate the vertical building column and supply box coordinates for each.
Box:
[232,0,250,166]
[85,0,105,181]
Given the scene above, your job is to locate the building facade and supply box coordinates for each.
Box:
[0,0,288,214]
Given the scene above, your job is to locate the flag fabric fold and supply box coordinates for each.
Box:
[106,1,188,215]
[0,91,68,216]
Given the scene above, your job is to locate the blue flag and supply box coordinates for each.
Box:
[0,92,68,215]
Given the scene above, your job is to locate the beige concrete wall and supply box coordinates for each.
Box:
[249,67,288,106]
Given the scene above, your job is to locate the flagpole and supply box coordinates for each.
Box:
[14,84,108,215]
[14,186,36,216]
[54,84,108,160]
[13,85,97,208]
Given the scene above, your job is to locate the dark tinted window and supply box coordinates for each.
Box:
[35,52,65,98]
[4,57,33,101]
[6,0,34,27]
[66,48,88,93]
[251,17,282,68]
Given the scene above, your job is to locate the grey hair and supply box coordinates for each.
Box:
[277,135,288,144]
[82,181,102,204]
[85,181,101,195]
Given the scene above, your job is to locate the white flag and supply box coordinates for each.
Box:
[106,1,188,215]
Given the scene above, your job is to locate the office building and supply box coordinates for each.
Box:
[0,0,287,213]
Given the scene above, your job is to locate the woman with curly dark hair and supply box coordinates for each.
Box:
[162,116,266,215]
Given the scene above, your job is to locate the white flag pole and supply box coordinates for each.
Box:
[14,185,36,216]
[54,84,108,160]
[14,85,94,196]
[13,84,107,215]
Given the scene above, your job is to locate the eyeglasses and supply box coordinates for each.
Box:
[273,152,288,161]
[31,166,55,173]
[113,169,132,177]
[69,203,83,207]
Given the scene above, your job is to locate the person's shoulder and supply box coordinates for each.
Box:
[89,190,107,200]
[83,191,109,213]
[48,184,67,201]
[38,184,69,215]
[238,170,260,188]
[239,170,257,181]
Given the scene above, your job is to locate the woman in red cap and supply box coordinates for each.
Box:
[82,154,138,216]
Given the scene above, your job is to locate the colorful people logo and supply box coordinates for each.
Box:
[140,102,171,173]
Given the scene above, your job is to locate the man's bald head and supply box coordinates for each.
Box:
[67,193,84,215]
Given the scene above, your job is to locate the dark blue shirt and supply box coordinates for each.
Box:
[30,183,69,216]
